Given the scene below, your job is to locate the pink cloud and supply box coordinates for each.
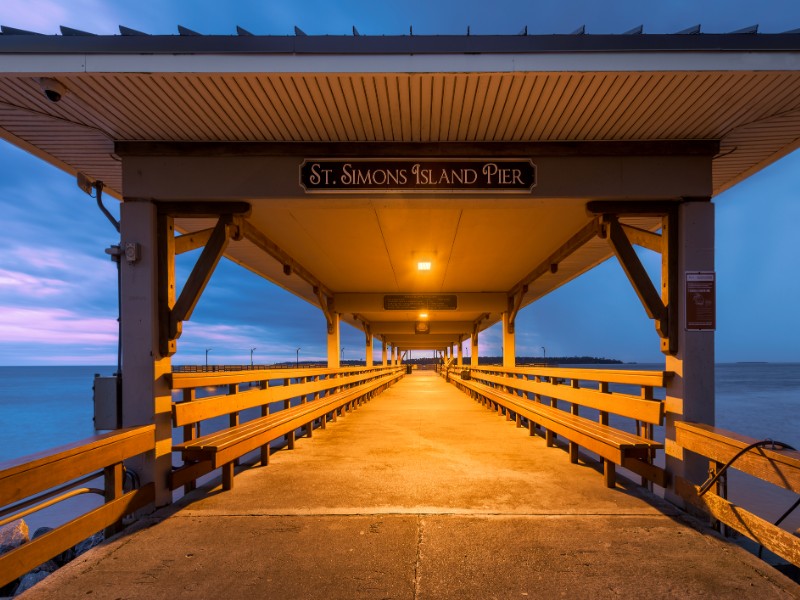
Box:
[0,268,70,298]
[0,306,116,344]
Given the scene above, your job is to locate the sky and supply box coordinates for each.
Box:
[0,0,798,366]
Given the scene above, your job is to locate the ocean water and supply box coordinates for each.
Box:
[0,363,798,532]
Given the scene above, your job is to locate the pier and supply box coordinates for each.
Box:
[1,26,800,597]
[14,371,799,599]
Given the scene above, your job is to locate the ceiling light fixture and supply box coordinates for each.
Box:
[417,261,432,271]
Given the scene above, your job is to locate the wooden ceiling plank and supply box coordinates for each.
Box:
[504,73,550,141]
[326,76,359,142]
[396,75,412,142]
[290,75,331,141]
[234,75,284,140]
[310,75,348,141]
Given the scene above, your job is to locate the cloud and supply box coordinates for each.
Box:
[0,268,71,298]
[0,0,121,33]
[7,246,73,271]
[0,306,117,344]
[0,244,116,307]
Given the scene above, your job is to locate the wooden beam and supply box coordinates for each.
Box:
[586,200,688,216]
[606,217,668,333]
[117,140,720,159]
[621,224,662,253]
[369,321,477,335]
[156,201,251,218]
[174,228,214,255]
[508,218,600,298]
[241,221,332,299]
[170,216,232,340]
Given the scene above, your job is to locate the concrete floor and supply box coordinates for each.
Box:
[21,371,800,599]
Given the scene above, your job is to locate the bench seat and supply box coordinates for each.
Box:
[457,377,663,488]
[172,371,402,490]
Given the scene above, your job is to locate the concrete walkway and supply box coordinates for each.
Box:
[22,372,800,599]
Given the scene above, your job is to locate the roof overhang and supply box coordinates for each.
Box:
[1,31,799,351]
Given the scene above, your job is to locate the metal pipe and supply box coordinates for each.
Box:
[0,486,105,528]
[0,471,104,521]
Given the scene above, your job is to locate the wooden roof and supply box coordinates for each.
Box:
[1,32,799,348]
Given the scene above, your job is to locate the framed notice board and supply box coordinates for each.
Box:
[685,271,716,331]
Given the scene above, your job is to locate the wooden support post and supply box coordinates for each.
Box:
[287,430,295,450]
[222,462,234,491]
[604,461,616,488]
[260,444,270,466]
[569,442,579,464]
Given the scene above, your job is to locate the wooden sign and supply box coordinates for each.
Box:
[300,159,536,193]
[384,294,458,311]
[685,272,716,331]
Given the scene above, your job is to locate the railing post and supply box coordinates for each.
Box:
[182,388,197,494]
[103,462,124,537]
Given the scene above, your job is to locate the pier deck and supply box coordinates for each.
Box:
[20,372,799,599]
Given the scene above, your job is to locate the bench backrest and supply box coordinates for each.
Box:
[454,365,667,426]
[173,366,403,427]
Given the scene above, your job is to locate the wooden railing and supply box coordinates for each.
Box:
[675,422,800,566]
[169,365,405,490]
[0,426,155,588]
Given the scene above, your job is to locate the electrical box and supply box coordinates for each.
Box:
[93,374,119,430]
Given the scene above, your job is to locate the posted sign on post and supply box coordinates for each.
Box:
[685,272,716,331]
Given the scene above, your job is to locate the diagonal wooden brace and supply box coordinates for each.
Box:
[605,217,668,337]
[169,215,233,341]
[315,286,335,334]
[506,284,528,334]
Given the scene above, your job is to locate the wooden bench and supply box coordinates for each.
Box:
[453,372,666,488]
[172,371,402,491]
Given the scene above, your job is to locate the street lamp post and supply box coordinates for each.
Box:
[296,347,301,368]
[541,346,546,363]
[205,348,212,371]
[250,347,256,368]
[341,346,345,364]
